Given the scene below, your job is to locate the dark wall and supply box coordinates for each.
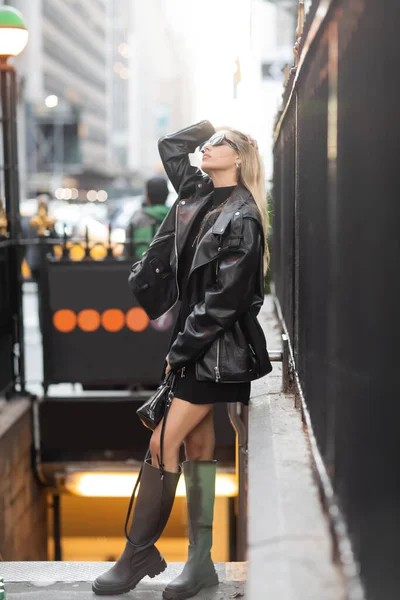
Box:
[0,400,47,560]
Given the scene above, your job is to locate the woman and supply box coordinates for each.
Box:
[93,121,272,598]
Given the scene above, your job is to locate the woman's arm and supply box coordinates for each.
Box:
[158,121,215,195]
[167,218,262,371]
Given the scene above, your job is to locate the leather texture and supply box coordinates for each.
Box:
[136,372,176,430]
[163,461,219,600]
[128,459,180,548]
[92,460,180,595]
[128,120,273,382]
[92,544,166,596]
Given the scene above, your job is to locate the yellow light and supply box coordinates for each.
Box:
[70,245,85,261]
[64,471,237,498]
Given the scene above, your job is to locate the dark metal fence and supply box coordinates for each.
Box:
[273,1,400,599]
[0,62,25,398]
[0,239,14,396]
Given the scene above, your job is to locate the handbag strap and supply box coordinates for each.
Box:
[157,371,176,477]
[124,371,177,549]
[124,447,150,546]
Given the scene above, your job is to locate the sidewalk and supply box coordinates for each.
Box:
[247,296,345,599]
[0,562,245,599]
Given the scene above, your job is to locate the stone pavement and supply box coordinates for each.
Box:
[246,296,346,599]
[0,562,246,599]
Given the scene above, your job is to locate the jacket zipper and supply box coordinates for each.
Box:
[213,259,221,382]
[214,337,221,382]
[168,203,180,312]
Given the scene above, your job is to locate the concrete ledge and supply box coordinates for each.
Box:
[0,399,31,439]
[246,298,345,600]
[0,561,246,599]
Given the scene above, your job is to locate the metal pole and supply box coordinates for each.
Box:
[0,58,25,393]
[52,494,62,561]
[282,333,291,392]
[227,402,248,560]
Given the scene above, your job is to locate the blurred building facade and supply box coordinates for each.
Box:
[162,0,297,184]
[3,0,195,195]
[107,0,132,173]
[128,0,195,177]
[5,0,116,196]
[2,0,298,195]
[256,0,298,181]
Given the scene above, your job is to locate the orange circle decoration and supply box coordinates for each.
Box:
[126,307,149,332]
[53,309,77,333]
[77,309,101,332]
[102,309,125,332]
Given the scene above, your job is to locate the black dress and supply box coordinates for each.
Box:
[172,185,250,406]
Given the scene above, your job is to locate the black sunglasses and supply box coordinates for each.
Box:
[199,133,239,153]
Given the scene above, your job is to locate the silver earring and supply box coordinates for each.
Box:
[236,162,240,168]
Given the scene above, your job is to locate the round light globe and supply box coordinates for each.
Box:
[0,7,29,58]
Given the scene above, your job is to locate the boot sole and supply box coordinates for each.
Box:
[92,557,167,596]
[162,573,219,600]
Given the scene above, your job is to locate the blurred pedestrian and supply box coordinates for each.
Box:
[125,176,169,258]
[21,194,55,283]
[94,122,273,598]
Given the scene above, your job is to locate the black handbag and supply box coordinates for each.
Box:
[136,371,176,431]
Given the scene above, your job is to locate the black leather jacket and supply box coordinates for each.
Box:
[129,121,272,383]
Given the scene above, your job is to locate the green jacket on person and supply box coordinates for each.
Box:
[126,203,170,259]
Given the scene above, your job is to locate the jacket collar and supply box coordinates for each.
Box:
[188,184,252,277]
[211,184,251,235]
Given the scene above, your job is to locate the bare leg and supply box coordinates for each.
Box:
[150,398,213,472]
[184,409,215,461]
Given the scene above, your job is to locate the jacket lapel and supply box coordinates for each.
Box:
[211,185,251,235]
[188,184,251,276]
[175,189,213,257]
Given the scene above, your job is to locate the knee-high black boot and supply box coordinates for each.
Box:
[163,460,219,600]
[93,458,181,596]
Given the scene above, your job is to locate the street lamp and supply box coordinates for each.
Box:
[0,5,29,236]
[0,6,29,58]
[0,6,29,394]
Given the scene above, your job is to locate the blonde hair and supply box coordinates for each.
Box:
[226,128,270,272]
